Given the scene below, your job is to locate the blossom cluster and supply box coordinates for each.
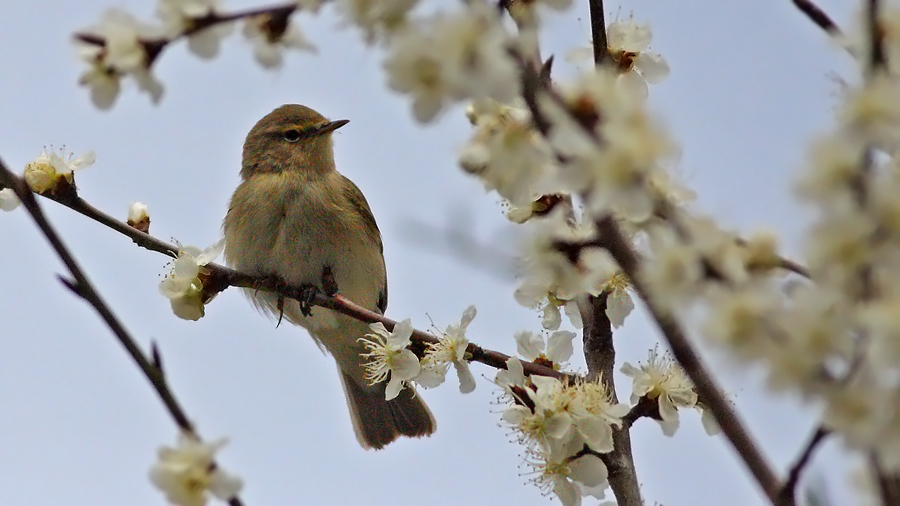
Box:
[74,0,320,108]
[621,346,719,436]
[495,345,627,506]
[617,2,900,474]
[359,306,478,399]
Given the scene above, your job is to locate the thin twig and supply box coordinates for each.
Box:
[595,215,783,504]
[588,0,609,66]
[0,161,247,506]
[791,0,841,36]
[778,426,829,506]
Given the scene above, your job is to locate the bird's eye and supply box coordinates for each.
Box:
[283,129,303,142]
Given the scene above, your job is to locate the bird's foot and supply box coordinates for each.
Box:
[297,283,320,317]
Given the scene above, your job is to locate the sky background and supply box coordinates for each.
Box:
[0,0,864,505]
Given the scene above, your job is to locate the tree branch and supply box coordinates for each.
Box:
[791,0,841,37]
[588,0,609,66]
[594,215,784,505]
[581,292,642,505]
[778,426,829,506]
[5,174,568,381]
[0,160,246,506]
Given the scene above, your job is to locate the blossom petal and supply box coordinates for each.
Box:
[454,361,476,393]
[389,319,415,347]
[196,238,225,265]
[546,411,573,440]
[515,330,544,361]
[392,349,421,380]
[569,454,608,488]
[635,52,669,83]
[553,476,580,506]
[385,375,404,400]
[208,470,243,501]
[546,331,575,363]
[459,305,477,329]
[606,289,634,328]
[541,304,562,330]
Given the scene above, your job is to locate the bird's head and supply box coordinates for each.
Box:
[241,104,349,179]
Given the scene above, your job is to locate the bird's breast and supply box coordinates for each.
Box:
[224,173,385,313]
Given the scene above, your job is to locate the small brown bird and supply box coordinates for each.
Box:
[223,104,435,449]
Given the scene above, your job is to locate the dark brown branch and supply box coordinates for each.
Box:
[778,427,829,506]
[210,270,566,379]
[588,0,609,66]
[791,0,841,36]
[594,215,784,505]
[581,293,642,505]
[0,162,247,506]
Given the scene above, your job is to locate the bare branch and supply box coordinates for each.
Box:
[791,0,842,37]
[581,293,642,505]
[588,0,609,66]
[0,160,247,506]
[778,427,830,506]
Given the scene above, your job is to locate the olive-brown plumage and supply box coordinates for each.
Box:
[223,104,435,449]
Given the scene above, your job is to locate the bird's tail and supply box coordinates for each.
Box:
[340,370,436,450]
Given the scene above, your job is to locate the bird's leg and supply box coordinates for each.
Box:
[321,265,339,297]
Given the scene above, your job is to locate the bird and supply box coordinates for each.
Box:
[223,104,435,449]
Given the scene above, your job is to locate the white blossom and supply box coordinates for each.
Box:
[337,0,418,43]
[460,99,560,206]
[159,239,224,321]
[75,9,165,108]
[156,0,233,59]
[419,305,477,393]
[242,13,316,69]
[541,68,676,222]
[514,330,574,368]
[621,346,697,436]
[128,202,150,223]
[359,319,420,399]
[495,356,527,391]
[567,18,669,98]
[23,148,96,194]
[528,447,609,506]
[149,433,242,506]
[383,2,518,123]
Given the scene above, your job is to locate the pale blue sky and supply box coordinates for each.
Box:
[0,0,859,505]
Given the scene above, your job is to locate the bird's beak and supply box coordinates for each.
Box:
[319,119,349,135]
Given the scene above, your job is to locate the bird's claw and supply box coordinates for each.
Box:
[298,283,320,317]
[275,293,286,328]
